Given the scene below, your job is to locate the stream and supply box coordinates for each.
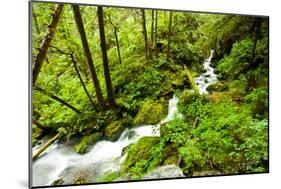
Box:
[33,50,216,187]
[195,50,217,94]
[32,95,183,187]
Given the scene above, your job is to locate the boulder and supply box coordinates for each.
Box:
[143,165,185,179]
[104,120,123,142]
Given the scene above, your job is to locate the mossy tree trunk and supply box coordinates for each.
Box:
[33,133,62,160]
[97,7,116,108]
[72,5,106,110]
[167,11,173,61]
[32,4,63,86]
[155,10,158,45]
[141,9,149,63]
[151,10,154,46]
[250,18,262,67]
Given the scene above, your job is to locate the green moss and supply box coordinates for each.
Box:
[104,120,123,141]
[184,65,197,91]
[122,136,162,178]
[32,125,44,146]
[75,132,102,154]
[95,172,120,182]
[179,89,198,105]
[134,100,165,125]
[51,178,64,186]
[73,178,86,184]
[163,143,180,165]
[207,82,228,93]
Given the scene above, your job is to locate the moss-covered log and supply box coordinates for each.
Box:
[33,133,62,160]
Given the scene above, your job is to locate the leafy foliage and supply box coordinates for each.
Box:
[32,2,268,183]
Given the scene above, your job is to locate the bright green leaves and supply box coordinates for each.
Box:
[217,38,253,79]
[161,118,192,145]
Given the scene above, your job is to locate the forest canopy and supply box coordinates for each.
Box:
[31,2,269,186]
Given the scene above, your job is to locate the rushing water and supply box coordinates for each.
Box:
[194,50,217,94]
[32,95,183,187]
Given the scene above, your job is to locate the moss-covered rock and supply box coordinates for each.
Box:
[134,100,166,125]
[171,70,186,89]
[32,126,44,146]
[163,143,180,165]
[104,120,123,142]
[179,89,198,105]
[122,136,162,178]
[160,122,169,138]
[207,82,228,93]
[74,132,102,154]
[51,178,64,186]
[95,172,120,182]
[73,178,86,184]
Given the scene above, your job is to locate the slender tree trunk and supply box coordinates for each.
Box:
[97,7,116,108]
[155,10,158,44]
[151,10,154,46]
[32,4,63,86]
[70,54,98,111]
[114,27,122,66]
[167,11,173,60]
[141,9,149,63]
[108,13,122,66]
[34,87,81,113]
[72,5,106,110]
[251,18,261,66]
[164,11,167,25]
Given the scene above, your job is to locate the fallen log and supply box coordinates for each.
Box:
[33,133,62,160]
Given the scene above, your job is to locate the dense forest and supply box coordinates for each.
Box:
[31,2,269,186]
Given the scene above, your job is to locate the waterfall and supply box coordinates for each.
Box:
[194,50,217,94]
[32,95,182,186]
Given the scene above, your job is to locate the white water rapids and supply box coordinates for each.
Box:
[195,50,217,94]
[32,95,183,187]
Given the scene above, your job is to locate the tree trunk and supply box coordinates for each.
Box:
[33,133,62,160]
[70,54,98,111]
[107,13,122,66]
[141,9,149,63]
[155,10,158,45]
[72,5,106,110]
[114,26,122,66]
[32,4,64,86]
[151,10,154,46]
[251,18,262,66]
[167,11,173,61]
[34,87,81,113]
[97,7,116,108]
